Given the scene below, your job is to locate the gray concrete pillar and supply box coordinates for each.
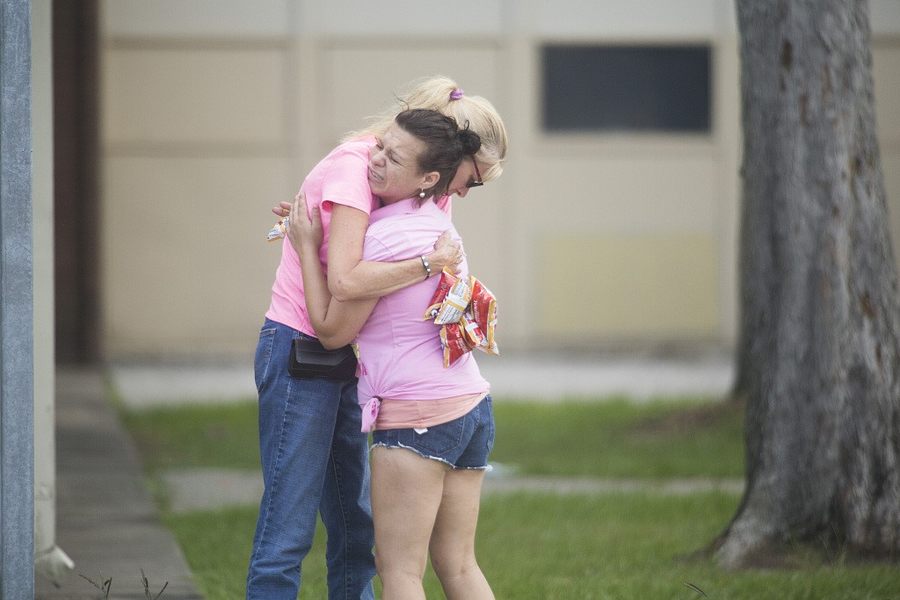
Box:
[1,0,34,598]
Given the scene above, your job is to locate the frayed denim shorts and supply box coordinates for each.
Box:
[371,395,495,470]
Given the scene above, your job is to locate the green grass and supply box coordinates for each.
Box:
[123,396,745,479]
[492,398,745,478]
[166,493,900,600]
[123,401,261,472]
[124,398,900,599]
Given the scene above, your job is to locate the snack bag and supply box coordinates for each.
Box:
[460,312,486,350]
[423,269,458,320]
[432,275,473,325]
[470,278,498,354]
[425,270,500,367]
[439,322,470,368]
[266,216,290,242]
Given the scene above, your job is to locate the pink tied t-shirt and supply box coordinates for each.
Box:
[355,198,490,430]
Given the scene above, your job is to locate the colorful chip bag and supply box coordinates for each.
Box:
[460,312,486,350]
[423,269,458,321]
[427,268,499,367]
[432,275,473,325]
[469,278,498,354]
[439,322,470,367]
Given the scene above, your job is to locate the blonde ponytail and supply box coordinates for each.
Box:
[346,75,508,182]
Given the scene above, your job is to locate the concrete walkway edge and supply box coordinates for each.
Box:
[35,369,203,600]
[110,353,734,409]
[160,467,745,515]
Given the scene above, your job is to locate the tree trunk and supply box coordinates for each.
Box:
[717,0,900,568]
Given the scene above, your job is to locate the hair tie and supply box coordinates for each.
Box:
[449,88,465,101]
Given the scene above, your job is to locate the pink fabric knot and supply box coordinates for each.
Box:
[361,397,381,433]
[449,88,465,101]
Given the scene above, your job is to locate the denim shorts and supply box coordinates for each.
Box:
[371,395,495,470]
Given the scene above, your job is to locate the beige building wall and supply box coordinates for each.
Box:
[100,1,294,357]
[98,0,900,360]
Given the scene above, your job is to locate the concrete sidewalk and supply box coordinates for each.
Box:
[110,351,734,410]
[35,368,202,600]
[159,466,745,515]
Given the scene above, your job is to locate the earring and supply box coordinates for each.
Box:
[418,189,426,199]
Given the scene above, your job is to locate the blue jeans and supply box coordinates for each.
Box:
[246,319,375,599]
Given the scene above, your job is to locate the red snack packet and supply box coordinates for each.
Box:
[440,322,470,367]
[460,312,485,349]
[423,268,458,321]
[433,275,473,325]
[469,278,498,354]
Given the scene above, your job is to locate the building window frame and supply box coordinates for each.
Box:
[540,42,714,137]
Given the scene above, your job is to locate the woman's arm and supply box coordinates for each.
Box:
[327,204,463,301]
[276,199,462,302]
[288,194,377,349]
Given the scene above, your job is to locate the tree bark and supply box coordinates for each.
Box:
[718,0,900,568]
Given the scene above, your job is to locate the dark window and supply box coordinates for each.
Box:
[542,45,711,133]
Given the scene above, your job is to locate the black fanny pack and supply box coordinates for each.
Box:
[289,337,358,381]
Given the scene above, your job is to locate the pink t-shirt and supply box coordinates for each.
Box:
[265,138,378,335]
[355,197,490,410]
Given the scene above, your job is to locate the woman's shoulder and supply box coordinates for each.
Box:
[314,136,374,169]
[333,135,376,157]
[314,137,375,186]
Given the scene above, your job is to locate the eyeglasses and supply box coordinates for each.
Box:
[465,157,484,189]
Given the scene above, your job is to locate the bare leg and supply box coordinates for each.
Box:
[370,447,446,600]
[428,469,494,600]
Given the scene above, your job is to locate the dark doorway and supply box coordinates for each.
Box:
[53,0,101,364]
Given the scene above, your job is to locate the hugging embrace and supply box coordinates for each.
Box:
[247,76,508,600]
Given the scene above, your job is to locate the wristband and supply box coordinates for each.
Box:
[420,255,432,280]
